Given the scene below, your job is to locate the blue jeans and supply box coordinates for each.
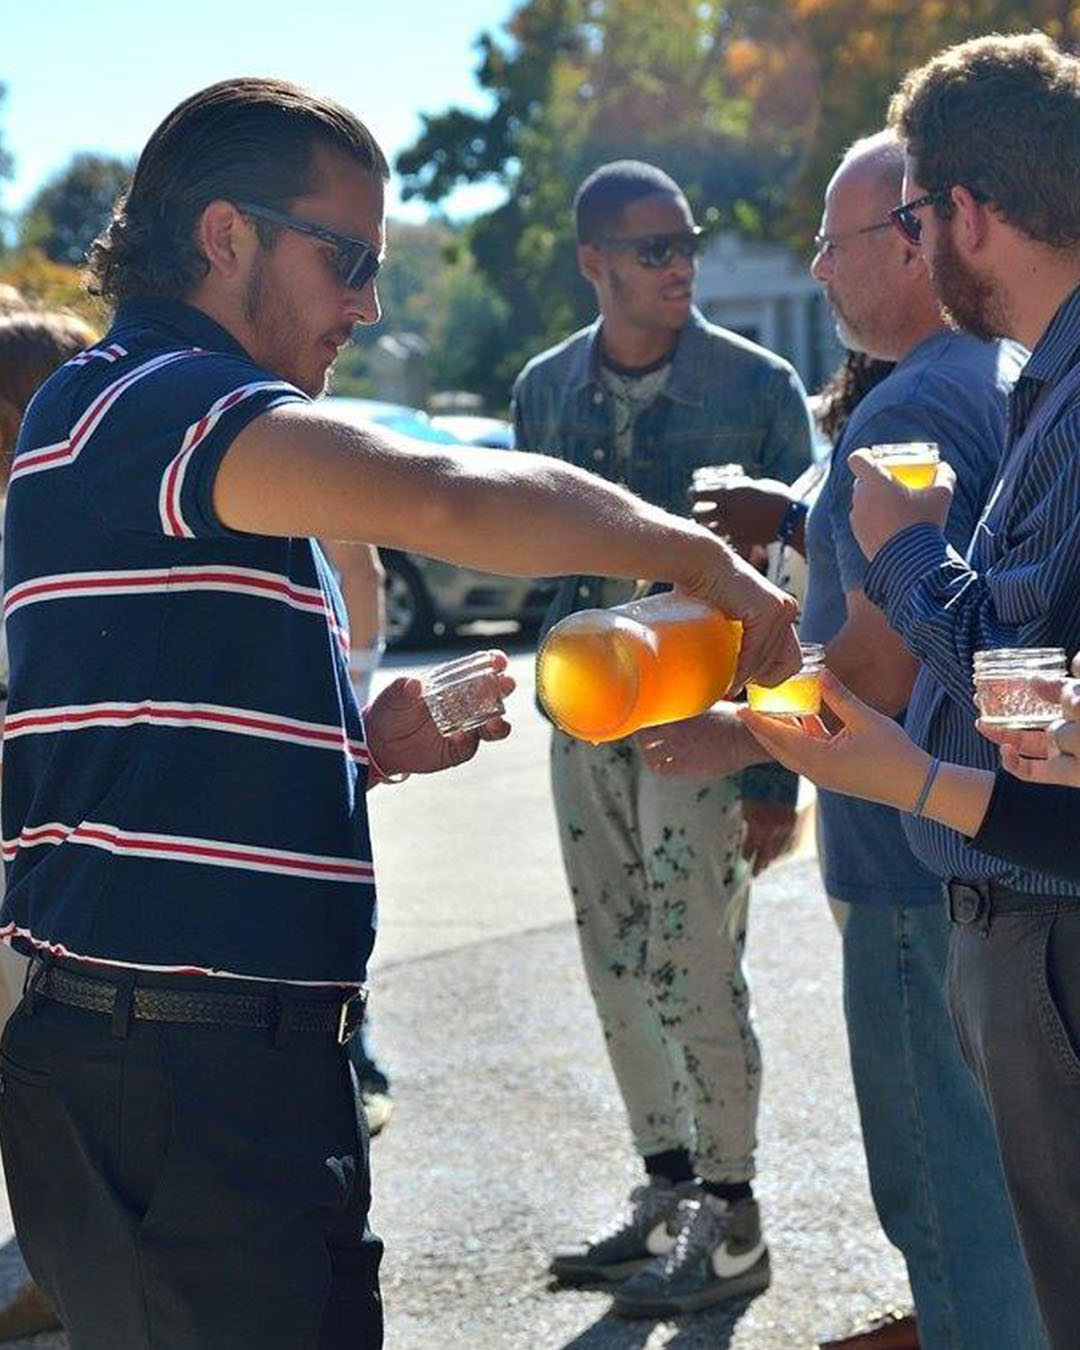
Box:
[837,900,1046,1350]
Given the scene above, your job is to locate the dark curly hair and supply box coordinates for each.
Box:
[888,32,1080,247]
[815,351,895,444]
[87,77,389,306]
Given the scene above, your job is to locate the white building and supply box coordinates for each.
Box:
[696,232,843,394]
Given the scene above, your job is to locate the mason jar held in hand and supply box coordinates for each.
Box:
[973,647,1068,728]
[746,642,825,718]
[867,442,941,489]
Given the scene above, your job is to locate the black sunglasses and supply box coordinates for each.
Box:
[235,201,382,291]
[889,186,990,246]
[888,191,951,245]
[597,227,705,269]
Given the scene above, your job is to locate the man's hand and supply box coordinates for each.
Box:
[364,657,514,780]
[637,704,771,777]
[849,450,955,561]
[741,799,797,876]
[690,478,794,556]
[683,546,801,693]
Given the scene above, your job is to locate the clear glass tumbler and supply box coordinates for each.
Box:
[746,642,826,717]
[973,647,1067,728]
[421,651,506,735]
[689,463,746,499]
[867,442,941,489]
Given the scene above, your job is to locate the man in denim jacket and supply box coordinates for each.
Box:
[513,161,812,1317]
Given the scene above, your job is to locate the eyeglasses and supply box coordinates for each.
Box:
[235,201,382,291]
[597,227,705,269]
[812,219,893,257]
[888,190,952,246]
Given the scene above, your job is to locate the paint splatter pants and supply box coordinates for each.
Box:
[550,730,760,1183]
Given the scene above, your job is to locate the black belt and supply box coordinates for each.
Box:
[29,961,367,1045]
[946,879,1080,927]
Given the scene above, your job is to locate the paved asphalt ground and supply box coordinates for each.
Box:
[0,634,910,1348]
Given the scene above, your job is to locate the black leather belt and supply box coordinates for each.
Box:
[29,961,367,1045]
[946,879,1080,927]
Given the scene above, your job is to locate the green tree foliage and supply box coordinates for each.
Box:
[398,0,814,394]
[20,152,134,266]
[399,0,1080,400]
[778,0,1080,241]
[331,219,511,408]
[0,248,105,324]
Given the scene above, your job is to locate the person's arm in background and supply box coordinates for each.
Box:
[691,479,808,559]
[735,363,816,872]
[322,539,386,708]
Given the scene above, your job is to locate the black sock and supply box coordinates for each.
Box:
[702,1179,753,1204]
[643,1148,695,1185]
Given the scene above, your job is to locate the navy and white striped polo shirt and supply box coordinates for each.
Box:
[1,296,378,985]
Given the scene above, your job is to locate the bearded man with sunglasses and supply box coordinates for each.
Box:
[0,86,804,1350]
[513,160,813,1318]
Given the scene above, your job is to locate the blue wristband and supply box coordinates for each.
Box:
[911,757,942,817]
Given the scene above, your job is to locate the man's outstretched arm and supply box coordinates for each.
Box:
[214,403,802,689]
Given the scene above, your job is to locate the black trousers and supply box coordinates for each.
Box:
[947,896,1080,1350]
[0,968,383,1350]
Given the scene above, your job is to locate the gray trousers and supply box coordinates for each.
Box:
[948,901,1080,1350]
[550,731,759,1183]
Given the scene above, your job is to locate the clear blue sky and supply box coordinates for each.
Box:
[0,0,517,221]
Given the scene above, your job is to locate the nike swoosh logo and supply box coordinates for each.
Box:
[712,1239,766,1278]
[645,1221,677,1256]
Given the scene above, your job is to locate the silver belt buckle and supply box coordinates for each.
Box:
[336,987,368,1045]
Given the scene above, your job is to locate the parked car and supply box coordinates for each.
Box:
[323,398,556,647]
[429,413,514,449]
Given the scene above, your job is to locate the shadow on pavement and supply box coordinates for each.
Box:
[555,1293,761,1349]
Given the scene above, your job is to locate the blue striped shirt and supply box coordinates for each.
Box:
[1,297,379,984]
[865,285,1080,892]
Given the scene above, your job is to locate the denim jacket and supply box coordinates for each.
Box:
[512,307,813,805]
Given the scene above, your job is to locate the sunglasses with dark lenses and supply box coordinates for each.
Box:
[888,186,990,246]
[888,191,951,245]
[598,227,705,269]
[235,201,382,290]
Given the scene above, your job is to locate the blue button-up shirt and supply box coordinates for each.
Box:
[513,306,814,803]
[865,285,1080,893]
[802,332,1021,905]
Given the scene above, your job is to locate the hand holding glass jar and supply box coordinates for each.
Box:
[978,650,1080,788]
[848,446,957,561]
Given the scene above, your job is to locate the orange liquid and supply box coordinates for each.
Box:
[884,461,937,489]
[537,599,743,744]
[746,671,822,716]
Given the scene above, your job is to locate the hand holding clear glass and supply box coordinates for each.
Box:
[421,651,506,736]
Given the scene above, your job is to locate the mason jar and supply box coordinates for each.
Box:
[972,647,1067,728]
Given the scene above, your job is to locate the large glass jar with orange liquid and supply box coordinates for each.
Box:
[536,592,743,744]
